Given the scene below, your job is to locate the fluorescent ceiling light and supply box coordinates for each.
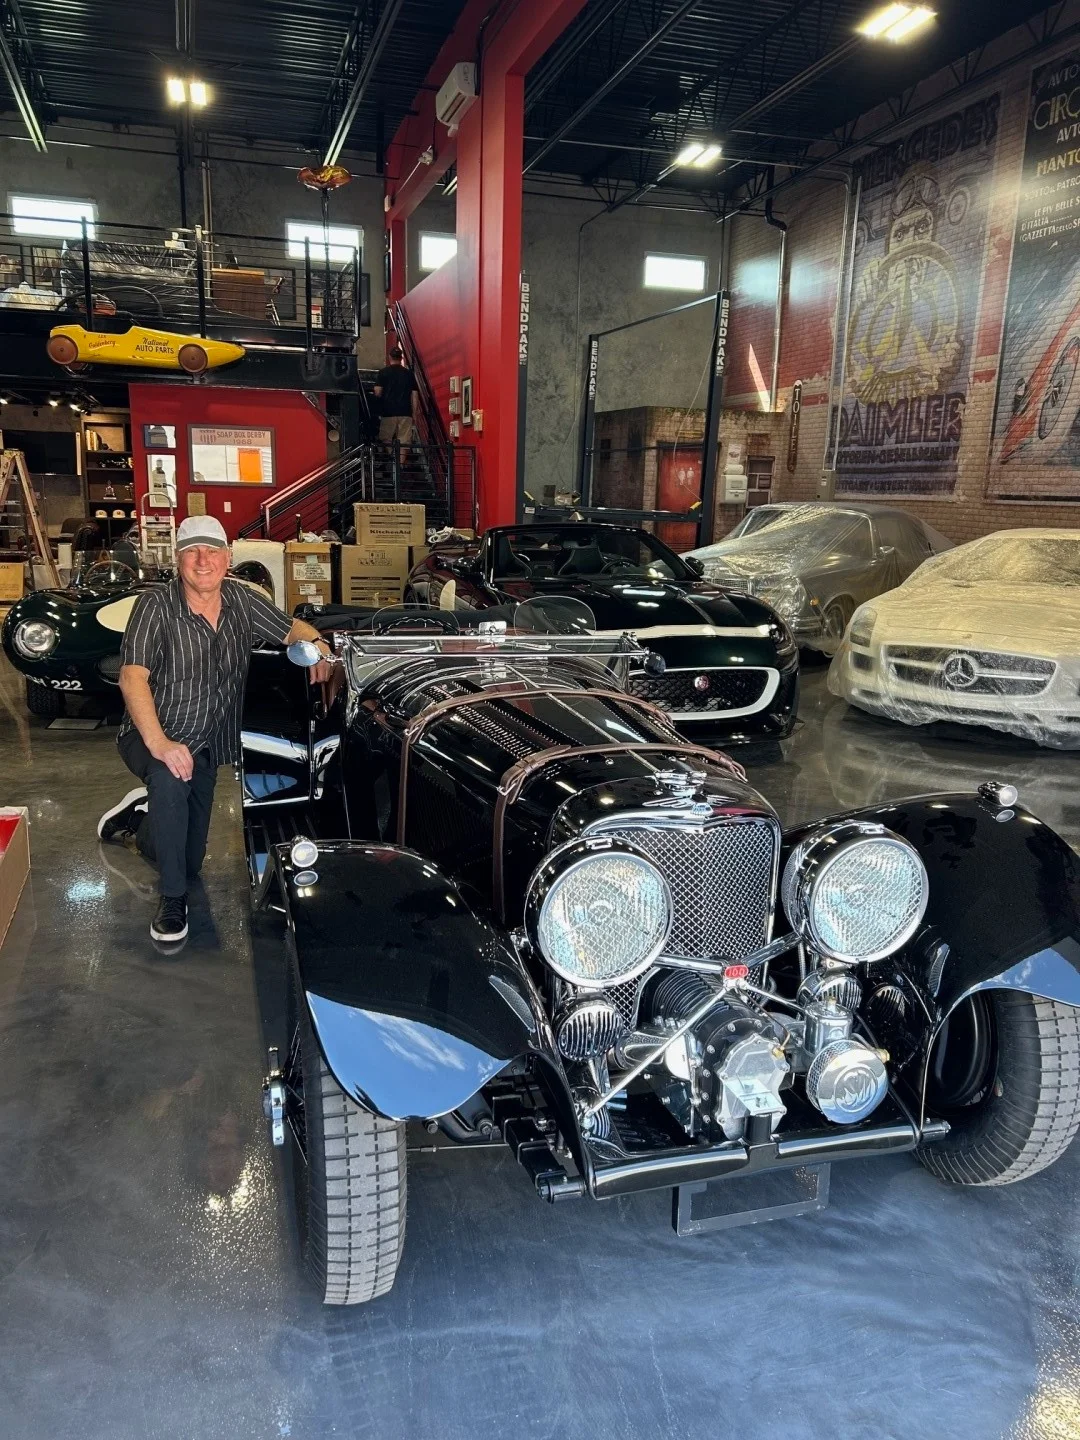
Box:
[675,142,705,166]
[883,5,934,40]
[691,143,723,168]
[166,76,187,104]
[858,3,934,40]
[189,80,209,107]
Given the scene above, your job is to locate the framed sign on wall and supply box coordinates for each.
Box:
[189,425,275,486]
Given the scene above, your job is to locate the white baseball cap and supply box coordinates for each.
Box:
[176,515,229,551]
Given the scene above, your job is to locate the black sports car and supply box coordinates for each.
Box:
[2,548,276,717]
[405,523,799,740]
[241,606,1080,1307]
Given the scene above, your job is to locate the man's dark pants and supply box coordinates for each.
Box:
[118,730,217,898]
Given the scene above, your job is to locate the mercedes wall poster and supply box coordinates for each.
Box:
[989,51,1080,497]
[834,96,1000,497]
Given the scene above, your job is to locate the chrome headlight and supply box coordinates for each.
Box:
[848,605,877,648]
[525,838,672,986]
[756,576,806,622]
[782,822,928,964]
[13,619,58,658]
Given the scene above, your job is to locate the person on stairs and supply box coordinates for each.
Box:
[374,345,419,461]
[97,515,332,944]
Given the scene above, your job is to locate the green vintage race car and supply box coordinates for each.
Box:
[2,548,274,717]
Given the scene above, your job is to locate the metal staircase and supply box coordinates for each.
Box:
[239,311,476,544]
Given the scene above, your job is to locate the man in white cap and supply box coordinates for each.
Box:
[96,515,331,944]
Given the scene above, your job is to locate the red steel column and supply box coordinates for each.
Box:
[385,0,587,529]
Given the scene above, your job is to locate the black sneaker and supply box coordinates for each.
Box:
[151,894,188,943]
[97,787,148,842]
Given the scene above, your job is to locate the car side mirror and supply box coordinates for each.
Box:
[685,556,705,576]
[448,554,481,579]
[286,639,340,668]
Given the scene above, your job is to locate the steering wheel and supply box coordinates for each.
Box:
[81,559,138,586]
[599,558,634,575]
[371,605,461,635]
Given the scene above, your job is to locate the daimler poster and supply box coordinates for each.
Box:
[989,49,1080,497]
[835,96,1000,496]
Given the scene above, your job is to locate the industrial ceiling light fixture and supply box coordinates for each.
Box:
[47,394,60,407]
[674,140,722,168]
[858,3,935,41]
[166,77,210,106]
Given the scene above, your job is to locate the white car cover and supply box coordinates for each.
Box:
[828,528,1080,748]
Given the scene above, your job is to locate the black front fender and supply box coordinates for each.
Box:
[279,842,553,1121]
[784,794,1080,1014]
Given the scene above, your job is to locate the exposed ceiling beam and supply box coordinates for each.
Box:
[322,0,405,168]
[525,0,629,113]
[175,0,193,56]
[523,0,702,176]
[0,0,47,152]
[610,28,863,211]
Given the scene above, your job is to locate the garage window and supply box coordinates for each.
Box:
[420,233,457,272]
[644,253,707,291]
[9,195,96,239]
[286,222,360,263]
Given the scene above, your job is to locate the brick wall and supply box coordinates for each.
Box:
[723,23,1080,545]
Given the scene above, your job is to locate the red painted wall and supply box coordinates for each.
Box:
[388,0,587,531]
[128,385,327,539]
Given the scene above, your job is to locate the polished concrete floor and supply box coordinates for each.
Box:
[1,654,1078,1440]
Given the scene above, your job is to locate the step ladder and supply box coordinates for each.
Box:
[0,450,60,588]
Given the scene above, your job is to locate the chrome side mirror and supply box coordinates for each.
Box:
[287,639,326,667]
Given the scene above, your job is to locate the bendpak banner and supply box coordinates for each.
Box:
[835,95,1000,496]
[988,49,1080,497]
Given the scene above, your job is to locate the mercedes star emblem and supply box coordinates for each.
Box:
[942,652,979,689]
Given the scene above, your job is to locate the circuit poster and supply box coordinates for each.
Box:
[834,95,1000,496]
[988,49,1080,497]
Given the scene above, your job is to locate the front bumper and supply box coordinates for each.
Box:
[833,643,1080,747]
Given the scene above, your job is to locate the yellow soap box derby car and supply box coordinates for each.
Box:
[47,322,245,375]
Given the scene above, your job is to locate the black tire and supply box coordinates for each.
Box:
[818,597,854,656]
[919,990,1080,1186]
[286,960,407,1304]
[25,680,65,717]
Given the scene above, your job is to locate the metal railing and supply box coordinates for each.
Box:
[387,301,478,529]
[0,214,365,345]
[238,440,476,544]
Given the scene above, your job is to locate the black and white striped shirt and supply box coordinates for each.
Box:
[118,578,294,765]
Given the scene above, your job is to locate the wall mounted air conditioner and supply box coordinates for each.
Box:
[436,63,477,135]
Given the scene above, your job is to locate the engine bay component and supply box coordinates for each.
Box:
[806,1039,889,1124]
[555,997,625,1061]
[645,970,789,1141]
[526,837,672,985]
[804,999,854,1055]
[797,967,862,1012]
[782,821,928,963]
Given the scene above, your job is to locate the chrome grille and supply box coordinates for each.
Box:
[596,819,776,961]
[883,646,1055,697]
[629,667,771,715]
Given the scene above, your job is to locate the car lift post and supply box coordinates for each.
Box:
[698,288,730,549]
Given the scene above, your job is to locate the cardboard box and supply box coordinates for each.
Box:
[0,561,25,603]
[285,540,335,613]
[0,807,30,949]
[340,543,432,608]
[353,502,426,547]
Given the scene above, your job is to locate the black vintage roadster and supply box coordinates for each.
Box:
[242,602,1080,1306]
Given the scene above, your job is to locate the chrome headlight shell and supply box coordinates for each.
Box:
[13,619,58,658]
[848,605,877,648]
[781,821,928,964]
[756,576,807,624]
[525,837,672,986]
